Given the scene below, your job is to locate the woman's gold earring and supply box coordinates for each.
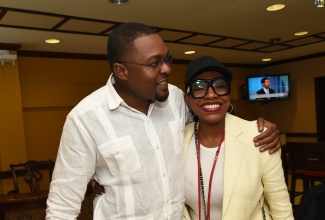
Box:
[227,103,234,114]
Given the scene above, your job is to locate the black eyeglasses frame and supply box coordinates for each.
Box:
[117,54,173,70]
[186,77,231,98]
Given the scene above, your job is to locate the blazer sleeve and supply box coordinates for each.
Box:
[227,114,293,220]
[261,148,294,219]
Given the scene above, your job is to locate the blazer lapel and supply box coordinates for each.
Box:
[222,114,247,217]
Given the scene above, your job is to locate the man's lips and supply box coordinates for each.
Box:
[156,79,168,86]
[156,79,168,90]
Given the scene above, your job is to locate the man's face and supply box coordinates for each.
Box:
[263,79,271,89]
[123,34,171,103]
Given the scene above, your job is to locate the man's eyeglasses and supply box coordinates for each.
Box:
[117,54,173,71]
[186,77,230,98]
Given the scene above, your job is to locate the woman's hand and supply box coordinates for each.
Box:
[92,179,105,196]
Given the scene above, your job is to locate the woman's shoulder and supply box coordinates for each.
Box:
[225,113,258,135]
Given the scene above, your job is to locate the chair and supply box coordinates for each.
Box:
[294,182,325,220]
[9,160,54,194]
[0,190,48,220]
[287,142,325,205]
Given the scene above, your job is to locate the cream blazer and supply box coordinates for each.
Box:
[183,113,293,220]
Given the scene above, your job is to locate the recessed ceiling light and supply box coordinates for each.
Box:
[45,39,61,44]
[109,0,128,4]
[294,31,308,36]
[262,58,272,62]
[184,51,196,55]
[266,4,285,11]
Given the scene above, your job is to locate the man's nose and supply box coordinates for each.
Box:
[160,62,171,75]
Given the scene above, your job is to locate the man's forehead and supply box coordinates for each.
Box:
[134,34,163,46]
[133,34,168,56]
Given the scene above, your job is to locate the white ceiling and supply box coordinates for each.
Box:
[0,0,325,65]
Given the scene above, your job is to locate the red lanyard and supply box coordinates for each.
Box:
[197,126,225,220]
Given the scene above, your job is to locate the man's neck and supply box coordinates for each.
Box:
[113,83,151,115]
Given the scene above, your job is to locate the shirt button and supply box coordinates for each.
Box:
[156,146,159,149]
[163,173,166,177]
[115,151,119,155]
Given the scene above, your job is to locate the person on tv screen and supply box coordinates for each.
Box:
[256,77,276,100]
[256,77,275,95]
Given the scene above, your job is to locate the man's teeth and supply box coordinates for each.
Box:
[203,104,220,109]
[158,81,167,85]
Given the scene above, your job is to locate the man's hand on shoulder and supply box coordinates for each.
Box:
[254,117,281,154]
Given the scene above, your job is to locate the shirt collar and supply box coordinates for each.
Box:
[107,74,124,110]
[106,74,156,113]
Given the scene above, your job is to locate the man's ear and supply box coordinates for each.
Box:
[113,63,128,81]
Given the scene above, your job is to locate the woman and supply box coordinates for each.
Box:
[183,56,293,220]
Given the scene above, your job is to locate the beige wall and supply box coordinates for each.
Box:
[0,57,110,193]
[1,55,324,193]
[19,57,110,163]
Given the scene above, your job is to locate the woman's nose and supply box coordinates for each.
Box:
[206,86,217,98]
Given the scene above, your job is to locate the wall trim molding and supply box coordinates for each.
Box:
[285,133,317,137]
[17,50,325,69]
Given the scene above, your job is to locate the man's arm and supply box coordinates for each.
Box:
[254,117,281,154]
[46,117,96,219]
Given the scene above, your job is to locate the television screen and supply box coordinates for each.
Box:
[246,74,290,101]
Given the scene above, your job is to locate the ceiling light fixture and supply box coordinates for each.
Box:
[294,31,308,36]
[109,0,128,4]
[45,39,61,44]
[315,0,324,7]
[266,4,285,11]
[262,58,272,62]
[184,51,195,55]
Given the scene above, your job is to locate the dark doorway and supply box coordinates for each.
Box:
[315,76,325,142]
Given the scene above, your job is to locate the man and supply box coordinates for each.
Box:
[256,77,276,100]
[46,23,281,219]
[256,77,275,95]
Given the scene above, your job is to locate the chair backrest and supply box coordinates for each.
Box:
[287,142,325,172]
[9,160,54,194]
[294,182,325,220]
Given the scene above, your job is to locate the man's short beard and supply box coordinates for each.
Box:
[155,91,169,102]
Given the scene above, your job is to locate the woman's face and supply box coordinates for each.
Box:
[185,71,230,125]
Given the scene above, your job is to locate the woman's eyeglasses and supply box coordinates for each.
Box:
[186,77,230,98]
[117,54,173,71]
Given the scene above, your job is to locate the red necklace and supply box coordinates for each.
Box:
[194,122,225,220]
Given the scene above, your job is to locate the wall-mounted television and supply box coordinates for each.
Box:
[246,74,290,101]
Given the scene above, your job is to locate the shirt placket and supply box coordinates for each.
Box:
[145,117,172,218]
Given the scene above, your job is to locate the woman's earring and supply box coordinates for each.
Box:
[227,103,234,114]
